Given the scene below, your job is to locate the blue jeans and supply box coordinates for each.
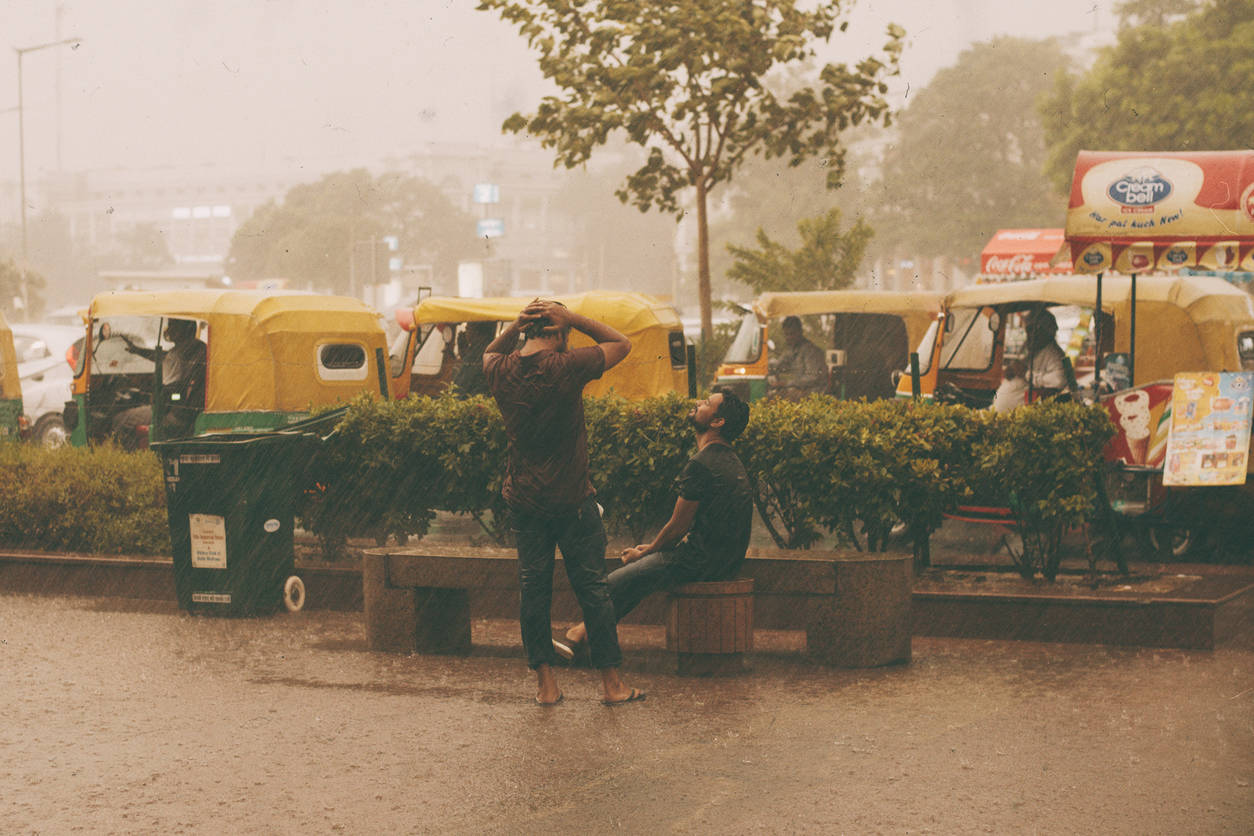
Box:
[608,541,741,621]
[511,497,622,670]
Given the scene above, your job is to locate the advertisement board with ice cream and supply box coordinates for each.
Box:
[1163,372,1254,486]
[1065,150,1254,275]
[1103,382,1174,468]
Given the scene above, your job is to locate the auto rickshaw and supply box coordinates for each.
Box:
[65,290,393,449]
[901,150,1254,555]
[0,310,24,443]
[391,291,693,401]
[716,290,942,402]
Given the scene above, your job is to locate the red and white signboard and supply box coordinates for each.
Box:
[978,228,1072,280]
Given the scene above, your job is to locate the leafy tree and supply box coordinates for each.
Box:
[227,169,479,294]
[1040,0,1248,192]
[868,37,1069,264]
[726,207,872,294]
[477,0,903,340]
[1115,0,1198,27]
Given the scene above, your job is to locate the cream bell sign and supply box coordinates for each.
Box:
[1064,150,1254,273]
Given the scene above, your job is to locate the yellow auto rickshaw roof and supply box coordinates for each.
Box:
[946,274,1254,324]
[414,291,682,334]
[88,289,384,332]
[752,290,943,320]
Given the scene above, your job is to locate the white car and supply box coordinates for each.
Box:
[14,323,83,448]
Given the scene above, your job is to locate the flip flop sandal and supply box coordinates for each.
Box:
[602,688,646,706]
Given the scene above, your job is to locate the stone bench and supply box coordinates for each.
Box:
[362,545,911,668]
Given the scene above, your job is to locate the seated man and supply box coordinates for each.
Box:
[112,318,207,448]
[1022,308,1070,399]
[767,316,827,400]
[555,386,753,659]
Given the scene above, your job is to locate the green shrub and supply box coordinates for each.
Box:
[0,444,169,555]
[975,400,1115,580]
[0,390,1116,582]
[586,393,694,542]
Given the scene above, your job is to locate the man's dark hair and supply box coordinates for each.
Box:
[167,318,198,341]
[712,386,750,441]
[782,315,802,331]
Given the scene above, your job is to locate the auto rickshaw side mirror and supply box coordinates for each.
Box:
[988,311,1001,332]
[944,313,954,334]
[99,322,112,341]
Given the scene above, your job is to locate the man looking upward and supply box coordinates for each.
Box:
[484,299,644,706]
[557,387,753,657]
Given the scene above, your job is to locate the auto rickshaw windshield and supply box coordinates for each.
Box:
[90,316,163,376]
[722,312,763,365]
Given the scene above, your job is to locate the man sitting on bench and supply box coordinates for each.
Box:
[555,386,753,659]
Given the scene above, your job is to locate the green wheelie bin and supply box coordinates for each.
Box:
[152,430,319,616]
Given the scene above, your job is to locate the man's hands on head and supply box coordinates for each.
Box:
[521,299,571,335]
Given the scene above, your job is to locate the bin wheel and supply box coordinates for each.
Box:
[283,575,306,613]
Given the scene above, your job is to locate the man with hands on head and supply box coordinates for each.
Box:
[556,386,753,659]
[483,298,644,706]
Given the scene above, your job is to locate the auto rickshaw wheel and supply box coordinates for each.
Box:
[1134,526,1200,561]
[283,575,306,612]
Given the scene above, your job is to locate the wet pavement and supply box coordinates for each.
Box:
[2,593,1252,834]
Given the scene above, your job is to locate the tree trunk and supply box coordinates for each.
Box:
[695,174,713,343]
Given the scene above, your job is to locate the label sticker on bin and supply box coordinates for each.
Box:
[179,454,220,465]
[189,513,228,569]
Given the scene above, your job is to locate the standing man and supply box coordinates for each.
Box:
[767,315,827,400]
[556,387,753,655]
[484,299,644,706]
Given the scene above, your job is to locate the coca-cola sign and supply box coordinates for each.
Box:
[983,253,1042,274]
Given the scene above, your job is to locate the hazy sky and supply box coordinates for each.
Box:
[2,0,1117,180]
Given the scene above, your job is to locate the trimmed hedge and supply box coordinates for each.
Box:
[0,444,170,555]
[0,393,1116,580]
[300,392,1115,579]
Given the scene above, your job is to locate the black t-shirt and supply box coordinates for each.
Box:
[675,442,753,571]
[485,345,605,515]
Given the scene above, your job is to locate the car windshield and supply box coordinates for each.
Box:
[722,313,762,365]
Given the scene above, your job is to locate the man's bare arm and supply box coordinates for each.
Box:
[539,302,632,370]
[482,303,545,368]
[620,497,699,564]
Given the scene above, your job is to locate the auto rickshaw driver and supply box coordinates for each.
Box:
[112,317,206,448]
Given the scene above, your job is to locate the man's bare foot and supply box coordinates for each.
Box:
[535,664,562,705]
[600,667,644,705]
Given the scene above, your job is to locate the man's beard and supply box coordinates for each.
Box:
[688,411,710,434]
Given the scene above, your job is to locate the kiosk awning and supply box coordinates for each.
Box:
[978,228,1071,280]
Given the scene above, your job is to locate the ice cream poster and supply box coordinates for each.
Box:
[1104,382,1174,468]
[1163,372,1254,486]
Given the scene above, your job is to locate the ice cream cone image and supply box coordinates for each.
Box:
[1115,390,1153,464]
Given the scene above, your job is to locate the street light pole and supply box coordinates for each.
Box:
[14,36,80,312]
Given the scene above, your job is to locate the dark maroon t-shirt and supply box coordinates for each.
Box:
[485,345,605,515]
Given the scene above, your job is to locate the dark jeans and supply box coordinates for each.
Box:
[511,497,622,670]
[608,541,743,622]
